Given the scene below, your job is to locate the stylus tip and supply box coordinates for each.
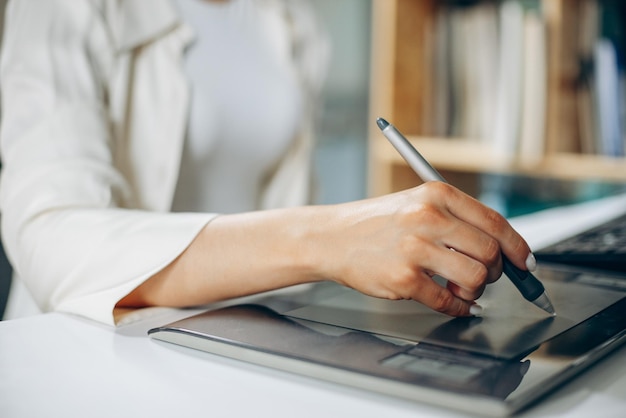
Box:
[534,292,556,316]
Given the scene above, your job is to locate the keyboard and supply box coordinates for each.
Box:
[535,213,626,273]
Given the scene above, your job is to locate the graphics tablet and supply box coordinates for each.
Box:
[148,264,626,417]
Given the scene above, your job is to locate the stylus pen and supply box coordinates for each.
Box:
[376,117,556,315]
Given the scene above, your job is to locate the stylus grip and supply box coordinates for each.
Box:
[502,258,545,302]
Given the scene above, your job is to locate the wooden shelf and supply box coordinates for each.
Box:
[367,0,626,197]
[375,136,626,184]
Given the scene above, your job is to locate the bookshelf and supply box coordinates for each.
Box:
[367,0,626,198]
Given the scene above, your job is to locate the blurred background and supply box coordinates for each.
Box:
[313,0,626,215]
[311,0,371,205]
[332,0,626,217]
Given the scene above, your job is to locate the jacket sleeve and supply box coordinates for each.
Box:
[0,0,215,325]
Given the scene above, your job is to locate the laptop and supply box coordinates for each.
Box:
[148,212,626,417]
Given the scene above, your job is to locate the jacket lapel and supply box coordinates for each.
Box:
[106,0,196,211]
[108,0,181,52]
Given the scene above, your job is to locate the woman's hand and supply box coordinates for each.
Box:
[309,182,532,316]
[119,182,533,317]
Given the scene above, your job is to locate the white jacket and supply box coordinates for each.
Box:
[0,0,328,325]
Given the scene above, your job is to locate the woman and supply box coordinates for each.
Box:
[0,0,535,325]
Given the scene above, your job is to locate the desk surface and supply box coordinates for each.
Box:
[2,194,626,418]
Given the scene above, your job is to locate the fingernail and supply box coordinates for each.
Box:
[469,304,483,316]
[525,253,537,272]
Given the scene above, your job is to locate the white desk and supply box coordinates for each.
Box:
[2,194,626,418]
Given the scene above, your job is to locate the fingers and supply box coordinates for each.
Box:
[422,182,532,271]
[418,239,490,301]
[438,221,503,284]
[406,271,473,316]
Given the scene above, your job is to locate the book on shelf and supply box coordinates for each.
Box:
[576,0,600,155]
[448,2,499,142]
[594,39,623,157]
[578,0,626,157]
[519,9,547,160]
[597,0,625,157]
[492,0,525,157]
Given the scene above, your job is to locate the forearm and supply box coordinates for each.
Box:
[117,206,328,308]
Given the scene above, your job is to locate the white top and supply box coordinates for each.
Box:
[171,0,303,213]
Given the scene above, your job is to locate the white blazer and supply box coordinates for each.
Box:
[0,0,328,325]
